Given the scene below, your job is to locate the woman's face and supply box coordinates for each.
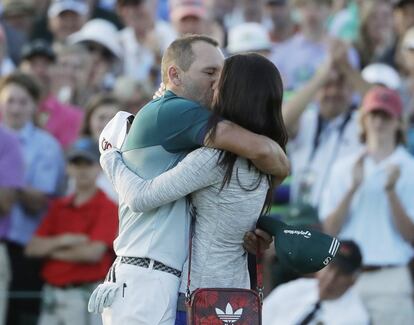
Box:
[0,83,36,130]
[363,110,400,142]
[90,104,119,141]
[366,3,393,42]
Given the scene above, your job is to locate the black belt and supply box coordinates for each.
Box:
[362,265,398,272]
[120,256,182,278]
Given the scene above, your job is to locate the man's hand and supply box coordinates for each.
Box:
[243,229,273,255]
[57,233,89,247]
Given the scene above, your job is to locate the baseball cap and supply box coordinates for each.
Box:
[2,0,34,16]
[99,111,134,154]
[361,63,401,90]
[169,0,207,21]
[330,240,362,275]
[21,39,55,62]
[68,19,122,60]
[227,23,272,54]
[257,215,340,274]
[48,0,88,18]
[67,137,100,163]
[361,86,403,119]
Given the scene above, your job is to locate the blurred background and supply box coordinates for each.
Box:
[1,0,414,324]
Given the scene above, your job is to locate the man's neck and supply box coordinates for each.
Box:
[73,186,98,207]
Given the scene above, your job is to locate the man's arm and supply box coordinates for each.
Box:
[49,242,107,264]
[25,234,89,257]
[205,121,290,181]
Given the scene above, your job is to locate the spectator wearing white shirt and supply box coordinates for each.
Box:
[117,0,175,84]
[283,55,362,208]
[263,240,369,325]
[320,86,414,325]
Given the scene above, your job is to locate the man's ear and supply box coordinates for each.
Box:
[167,65,181,86]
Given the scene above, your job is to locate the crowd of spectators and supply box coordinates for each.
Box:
[0,0,414,324]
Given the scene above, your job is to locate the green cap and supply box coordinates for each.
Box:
[257,215,340,274]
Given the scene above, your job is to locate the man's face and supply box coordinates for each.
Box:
[317,70,351,120]
[296,2,329,31]
[20,56,53,87]
[394,4,414,36]
[0,83,36,130]
[49,11,86,42]
[117,3,154,39]
[174,15,206,35]
[180,41,224,107]
[317,265,355,300]
[67,159,100,189]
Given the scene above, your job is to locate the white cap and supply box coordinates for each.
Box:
[99,111,134,154]
[361,63,402,90]
[68,18,122,60]
[48,0,88,18]
[227,23,272,54]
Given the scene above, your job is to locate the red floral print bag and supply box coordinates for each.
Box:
[185,211,263,325]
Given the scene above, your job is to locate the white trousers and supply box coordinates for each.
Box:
[38,283,102,325]
[355,266,414,325]
[0,243,10,325]
[102,262,180,325]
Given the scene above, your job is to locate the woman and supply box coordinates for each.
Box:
[0,72,65,324]
[67,93,121,202]
[99,53,288,323]
[320,86,414,325]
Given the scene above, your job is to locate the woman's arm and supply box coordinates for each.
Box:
[101,148,221,213]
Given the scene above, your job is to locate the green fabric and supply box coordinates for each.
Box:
[258,215,340,274]
[123,91,212,153]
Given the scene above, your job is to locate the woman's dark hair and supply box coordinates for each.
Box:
[208,53,288,214]
[81,93,121,137]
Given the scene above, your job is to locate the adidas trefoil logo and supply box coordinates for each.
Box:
[215,303,243,324]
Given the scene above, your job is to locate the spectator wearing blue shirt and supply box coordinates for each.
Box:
[0,72,65,325]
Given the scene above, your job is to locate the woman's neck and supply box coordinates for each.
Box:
[366,137,396,162]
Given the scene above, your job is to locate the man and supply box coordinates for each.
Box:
[47,0,89,52]
[320,87,414,325]
[283,55,362,208]
[0,126,25,325]
[19,39,84,149]
[263,240,369,325]
[90,35,289,324]
[270,0,359,91]
[26,137,118,325]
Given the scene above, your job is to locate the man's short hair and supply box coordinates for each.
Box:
[161,34,219,83]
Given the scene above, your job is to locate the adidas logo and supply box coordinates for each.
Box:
[215,303,243,324]
[284,229,312,239]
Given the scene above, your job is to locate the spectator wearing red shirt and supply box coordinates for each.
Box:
[25,137,118,325]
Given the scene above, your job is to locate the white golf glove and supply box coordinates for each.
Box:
[88,282,120,314]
